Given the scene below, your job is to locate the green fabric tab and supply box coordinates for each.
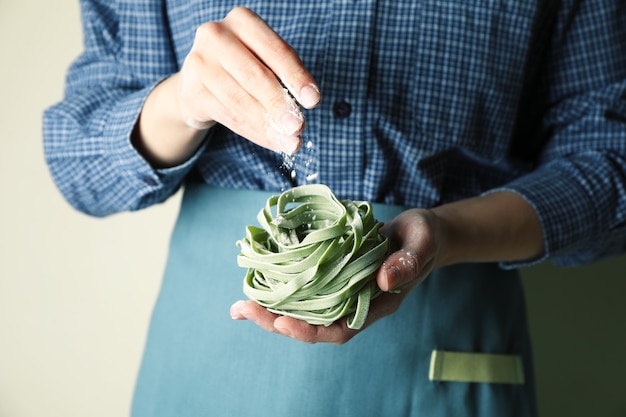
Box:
[429,350,525,385]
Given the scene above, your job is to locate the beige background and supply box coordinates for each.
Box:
[1,1,625,416]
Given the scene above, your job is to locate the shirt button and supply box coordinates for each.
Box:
[332,101,352,119]
[141,175,158,187]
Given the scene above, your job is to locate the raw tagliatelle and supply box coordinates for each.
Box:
[236,184,389,330]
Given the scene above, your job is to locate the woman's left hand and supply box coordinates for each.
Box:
[231,190,546,343]
[230,208,443,344]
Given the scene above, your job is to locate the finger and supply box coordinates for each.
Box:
[230,300,357,345]
[364,290,410,322]
[230,300,283,334]
[223,7,321,109]
[273,315,358,345]
[215,39,306,138]
[195,20,305,139]
[272,290,413,344]
[377,249,426,292]
[229,300,248,320]
[209,77,302,153]
[187,55,302,153]
[190,26,302,153]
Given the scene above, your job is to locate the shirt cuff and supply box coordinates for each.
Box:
[101,82,207,209]
[488,161,597,269]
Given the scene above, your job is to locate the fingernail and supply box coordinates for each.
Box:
[230,300,247,319]
[299,84,321,109]
[276,133,302,155]
[385,265,401,292]
[279,111,304,136]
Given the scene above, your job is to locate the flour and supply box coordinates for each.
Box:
[275,92,319,187]
[306,173,319,182]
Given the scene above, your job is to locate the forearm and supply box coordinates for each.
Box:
[432,191,545,267]
[133,73,209,168]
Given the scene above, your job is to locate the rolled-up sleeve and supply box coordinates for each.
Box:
[498,2,626,267]
[43,0,202,216]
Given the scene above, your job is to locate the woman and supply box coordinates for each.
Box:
[44,1,626,416]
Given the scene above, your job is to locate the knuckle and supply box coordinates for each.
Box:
[225,7,268,30]
[266,88,301,120]
[226,6,252,22]
[195,21,224,42]
[409,251,423,275]
[183,49,204,72]
[329,323,356,345]
[242,61,275,86]
[396,249,421,279]
[220,108,245,130]
[227,88,255,110]
[221,110,267,144]
[266,91,290,114]
[332,336,350,345]
[268,37,296,59]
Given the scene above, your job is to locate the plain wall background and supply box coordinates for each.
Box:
[0,1,625,416]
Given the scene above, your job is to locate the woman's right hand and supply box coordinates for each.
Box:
[134,7,321,167]
[177,6,320,153]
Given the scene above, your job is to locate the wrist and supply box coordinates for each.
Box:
[133,73,209,168]
[429,206,464,269]
[430,191,545,266]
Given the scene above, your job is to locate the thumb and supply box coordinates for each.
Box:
[378,249,428,292]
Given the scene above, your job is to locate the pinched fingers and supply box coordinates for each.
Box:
[180,60,302,153]
[178,7,320,154]
[223,7,321,109]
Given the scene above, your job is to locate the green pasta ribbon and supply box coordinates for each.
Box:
[236,184,389,330]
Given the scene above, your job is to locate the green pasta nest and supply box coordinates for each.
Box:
[236,184,389,330]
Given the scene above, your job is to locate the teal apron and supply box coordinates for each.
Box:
[131,182,537,417]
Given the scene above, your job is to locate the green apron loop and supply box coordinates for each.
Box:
[429,350,525,385]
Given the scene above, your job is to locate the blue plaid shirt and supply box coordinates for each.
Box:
[44,0,626,267]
